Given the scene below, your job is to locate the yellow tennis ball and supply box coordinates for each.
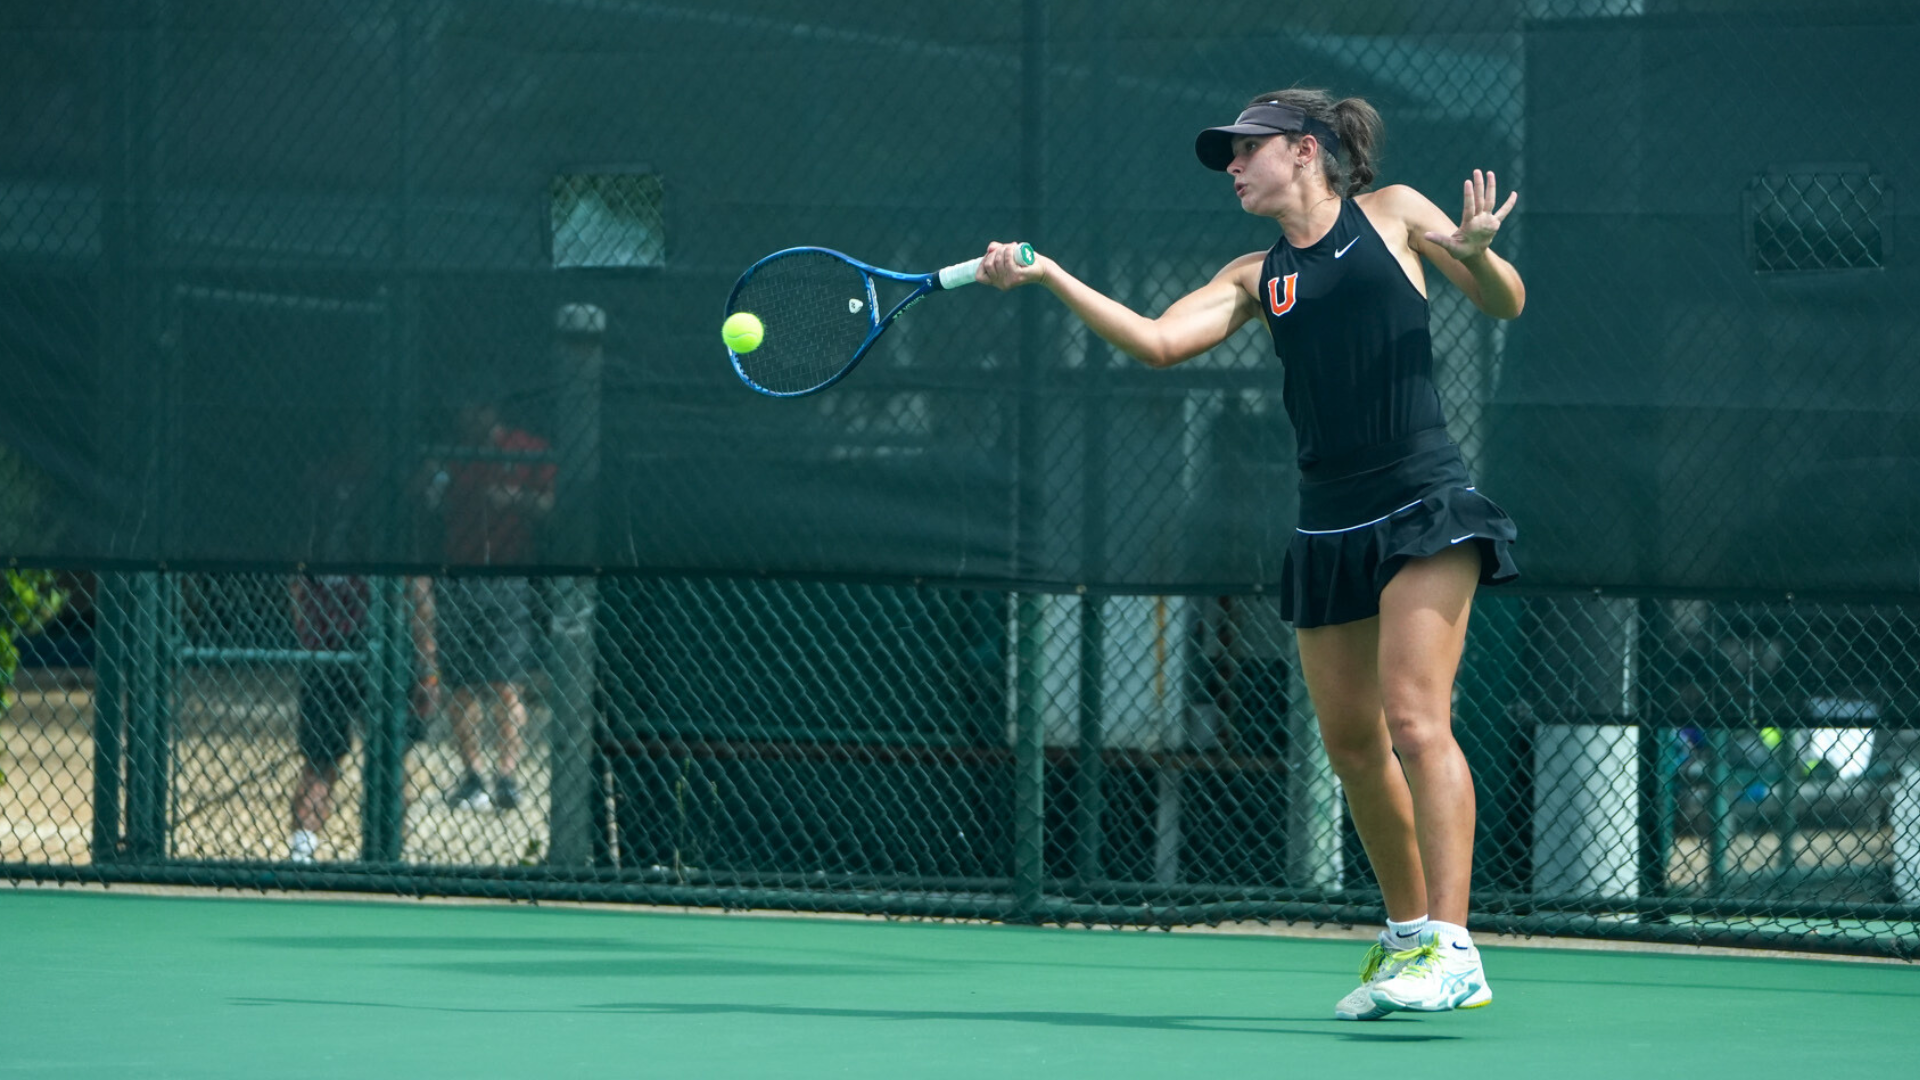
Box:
[722,311,764,353]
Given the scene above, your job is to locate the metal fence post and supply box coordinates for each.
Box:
[546,303,604,868]
[1072,3,1110,895]
[1074,594,1106,886]
[1636,601,1671,913]
[1012,592,1046,920]
[547,577,600,867]
[123,571,170,862]
[360,576,407,863]
[90,573,127,863]
[1007,0,1050,923]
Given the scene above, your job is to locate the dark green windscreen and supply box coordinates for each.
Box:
[1,2,1916,593]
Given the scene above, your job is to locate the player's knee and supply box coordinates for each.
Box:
[1382,706,1453,760]
[1319,724,1396,779]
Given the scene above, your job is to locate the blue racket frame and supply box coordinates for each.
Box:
[725,243,1032,397]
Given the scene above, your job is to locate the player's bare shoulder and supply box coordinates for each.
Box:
[1355,184,1428,215]
[1355,185,1432,252]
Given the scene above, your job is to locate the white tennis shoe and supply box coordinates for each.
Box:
[1333,933,1419,1020]
[289,829,318,863]
[1368,930,1494,1013]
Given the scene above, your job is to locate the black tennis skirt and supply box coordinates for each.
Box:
[1281,428,1519,629]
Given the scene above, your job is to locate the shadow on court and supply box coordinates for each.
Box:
[233,935,900,976]
[232,933,1341,977]
[230,997,1459,1042]
[232,935,680,952]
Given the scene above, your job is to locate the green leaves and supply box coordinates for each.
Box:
[2,568,66,711]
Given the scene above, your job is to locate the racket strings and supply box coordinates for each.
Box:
[728,252,876,394]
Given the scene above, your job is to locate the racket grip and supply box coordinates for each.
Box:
[938,242,1036,290]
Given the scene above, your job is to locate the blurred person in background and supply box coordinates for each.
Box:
[426,397,555,812]
[289,575,436,861]
[290,434,436,861]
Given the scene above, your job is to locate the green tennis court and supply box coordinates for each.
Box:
[7,888,1915,1078]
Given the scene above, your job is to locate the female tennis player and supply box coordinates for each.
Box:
[977,88,1524,1019]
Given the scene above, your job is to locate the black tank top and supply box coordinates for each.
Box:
[1257,198,1446,472]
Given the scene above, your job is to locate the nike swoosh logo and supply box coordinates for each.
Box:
[1450,942,1472,951]
[1333,237,1359,258]
[1450,533,1475,544]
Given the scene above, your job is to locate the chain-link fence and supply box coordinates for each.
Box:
[5,573,1920,956]
[4,0,1920,958]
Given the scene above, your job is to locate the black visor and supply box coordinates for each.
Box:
[1195,102,1342,171]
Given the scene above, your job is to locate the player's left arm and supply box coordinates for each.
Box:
[1387,173,1525,320]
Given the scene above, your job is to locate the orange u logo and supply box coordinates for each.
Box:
[1267,273,1297,317]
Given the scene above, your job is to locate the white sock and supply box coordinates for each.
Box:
[290,830,319,861]
[1427,920,1473,950]
[1385,915,1429,946]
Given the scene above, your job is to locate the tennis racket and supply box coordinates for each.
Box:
[724,243,1036,397]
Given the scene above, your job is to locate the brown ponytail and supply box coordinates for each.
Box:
[1245,88,1384,197]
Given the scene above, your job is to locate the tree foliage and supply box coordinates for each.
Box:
[2,569,66,784]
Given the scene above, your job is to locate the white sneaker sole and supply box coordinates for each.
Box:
[1334,984,1392,1021]
[1370,981,1493,1013]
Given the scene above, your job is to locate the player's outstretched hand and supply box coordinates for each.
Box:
[977,241,1048,290]
[1423,170,1517,262]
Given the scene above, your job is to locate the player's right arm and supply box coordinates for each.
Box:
[977,243,1264,369]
